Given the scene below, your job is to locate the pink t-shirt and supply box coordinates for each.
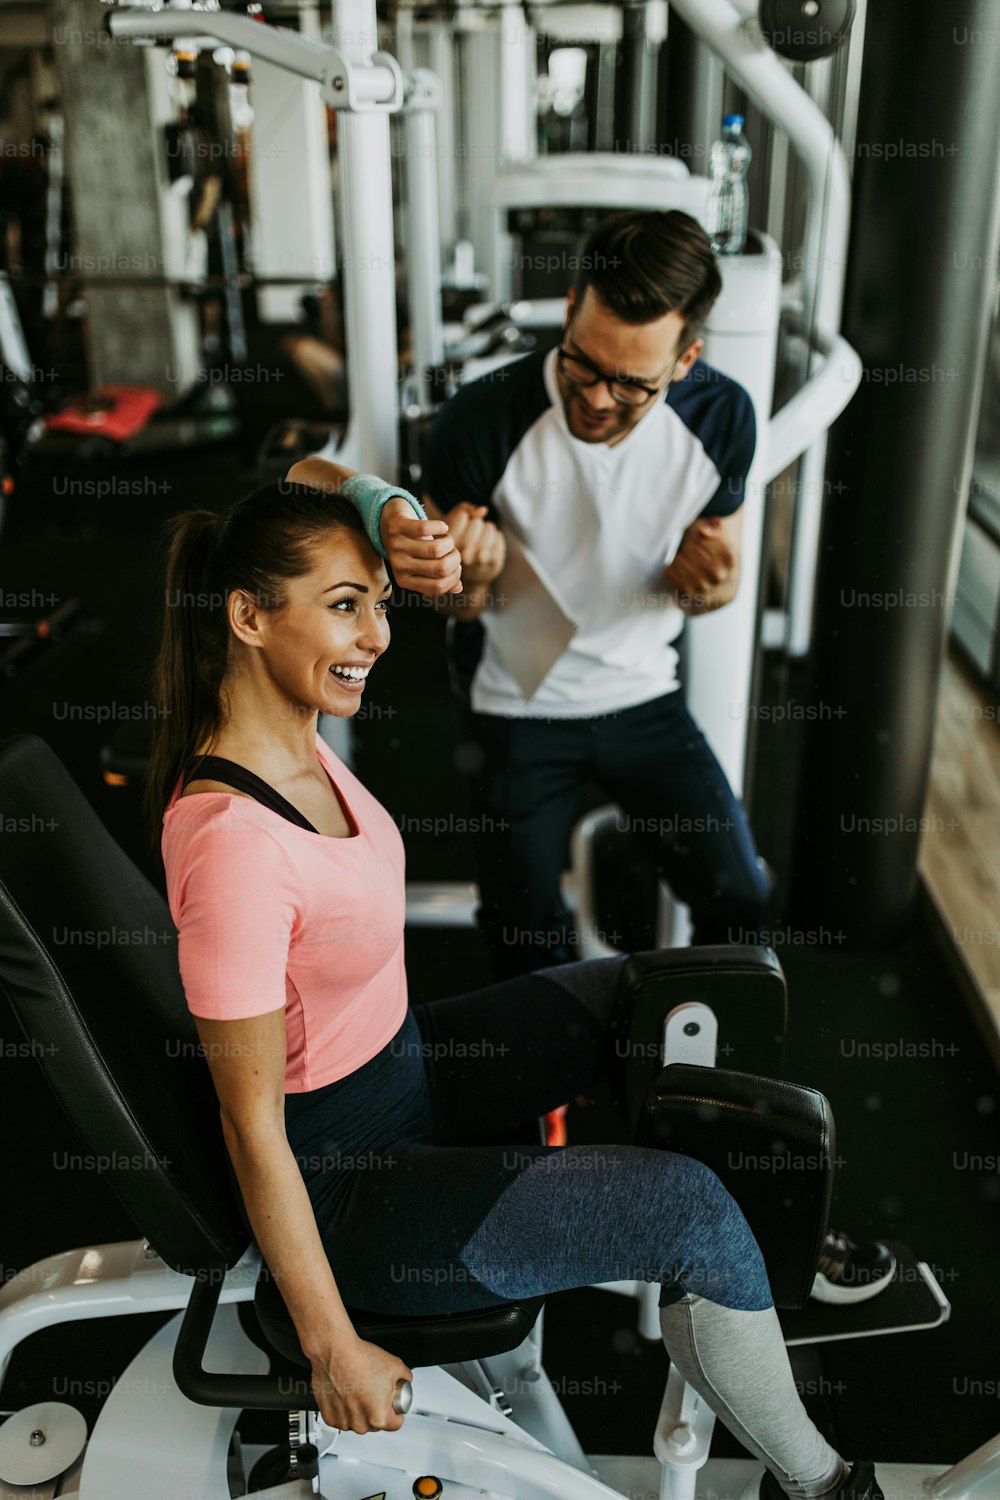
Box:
[161,734,408,1093]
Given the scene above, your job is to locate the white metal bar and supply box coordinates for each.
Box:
[489,153,701,214]
[654,1364,716,1491]
[785,436,830,654]
[106,7,397,103]
[428,24,459,252]
[0,1241,259,1390]
[764,332,862,482]
[405,880,478,926]
[331,0,402,476]
[461,21,504,296]
[402,71,446,409]
[591,1278,664,1340]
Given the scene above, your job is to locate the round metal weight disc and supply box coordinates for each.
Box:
[0,1402,88,1485]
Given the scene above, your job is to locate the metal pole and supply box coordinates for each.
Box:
[402,71,445,411]
[618,3,657,154]
[331,0,402,476]
[427,24,458,254]
[789,0,1000,943]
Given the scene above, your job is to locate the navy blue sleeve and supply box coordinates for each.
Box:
[422,383,501,521]
[420,352,549,524]
[666,361,757,520]
[698,384,755,518]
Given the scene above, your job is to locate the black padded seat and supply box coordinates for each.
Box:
[255,1262,545,1369]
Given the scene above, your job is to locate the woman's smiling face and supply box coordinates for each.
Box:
[231,527,393,720]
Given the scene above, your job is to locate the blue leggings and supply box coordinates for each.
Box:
[272,957,848,1499]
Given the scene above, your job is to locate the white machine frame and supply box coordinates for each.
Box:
[1,1266,968,1500]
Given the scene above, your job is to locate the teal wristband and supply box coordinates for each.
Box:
[339,473,427,559]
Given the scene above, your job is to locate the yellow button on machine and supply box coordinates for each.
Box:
[413,1478,443,1499]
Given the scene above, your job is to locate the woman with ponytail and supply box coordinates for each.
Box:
[144,465,467,849]
[147,464,878,1500]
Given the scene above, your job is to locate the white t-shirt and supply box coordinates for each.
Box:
[423,347,755,719]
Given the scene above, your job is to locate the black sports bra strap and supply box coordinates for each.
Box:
[183,754,320,834]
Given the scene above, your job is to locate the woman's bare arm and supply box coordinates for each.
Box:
[194,1009,412,1433]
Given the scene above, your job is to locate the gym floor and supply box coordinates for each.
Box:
[1,437,998,1470]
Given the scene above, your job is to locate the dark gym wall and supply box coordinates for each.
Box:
[791,0,1000,943]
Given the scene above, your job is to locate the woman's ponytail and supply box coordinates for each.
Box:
[143,508,230,850]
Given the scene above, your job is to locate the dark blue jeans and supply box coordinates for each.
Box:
[459,690,773,979]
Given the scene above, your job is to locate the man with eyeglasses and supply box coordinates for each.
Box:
[289,209,899,1306]
[414,209,771,983]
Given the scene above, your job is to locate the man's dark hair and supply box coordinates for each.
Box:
[573,209,723,351]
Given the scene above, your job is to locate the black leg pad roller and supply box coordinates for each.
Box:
[635,1062,835,1310]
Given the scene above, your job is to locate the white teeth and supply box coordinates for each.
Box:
[330,664,369,680]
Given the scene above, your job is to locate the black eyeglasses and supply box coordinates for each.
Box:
[556,345,678,407]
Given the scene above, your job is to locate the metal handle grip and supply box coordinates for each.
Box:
[392,1380,413,1415]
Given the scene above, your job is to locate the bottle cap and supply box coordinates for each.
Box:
[723,113,745,128]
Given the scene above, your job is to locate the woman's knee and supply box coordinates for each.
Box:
[656,1152,773,1310]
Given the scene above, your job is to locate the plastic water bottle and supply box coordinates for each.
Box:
[707,115,752,255]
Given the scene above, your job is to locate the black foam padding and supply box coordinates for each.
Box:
[635,1060,834,1309]
[255,1259,545,1371]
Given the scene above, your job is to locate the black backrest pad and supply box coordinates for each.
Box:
[0,735,248,1274]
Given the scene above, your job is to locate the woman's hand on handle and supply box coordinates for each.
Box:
[308,1333,414,1435]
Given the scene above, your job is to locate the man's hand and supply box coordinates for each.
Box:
[381,499,463,595]
[663,514,741,614]
[445,502,506,589]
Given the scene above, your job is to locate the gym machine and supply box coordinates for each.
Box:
[0,734,973,1500]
